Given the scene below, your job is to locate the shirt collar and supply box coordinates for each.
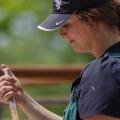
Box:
[101,41,120,58]
[71,41,120,91]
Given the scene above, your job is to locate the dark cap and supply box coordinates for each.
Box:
[37,0,108,31]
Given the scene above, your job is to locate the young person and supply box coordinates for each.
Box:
[1,0,120,120]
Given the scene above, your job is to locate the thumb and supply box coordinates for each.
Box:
[1,64,14,77]
[1,64,8,69]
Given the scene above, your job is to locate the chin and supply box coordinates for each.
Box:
[71,45,84,53]
[73,48,84,53]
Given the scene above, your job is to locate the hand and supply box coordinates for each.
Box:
[0,64,24,104]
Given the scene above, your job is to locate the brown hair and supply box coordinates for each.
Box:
[75,0,120,31]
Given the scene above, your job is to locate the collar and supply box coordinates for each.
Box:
[101,41,120,58]
[71,41,120,91]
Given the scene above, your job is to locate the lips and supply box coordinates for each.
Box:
[69,39,74,43]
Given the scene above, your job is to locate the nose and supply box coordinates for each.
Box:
[59,26,67,39]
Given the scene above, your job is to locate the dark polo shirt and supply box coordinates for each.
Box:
[71,41,120,119]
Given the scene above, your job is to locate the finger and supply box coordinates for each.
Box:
[0,76,16,84]
[1,65,14,77]
[1,64,17,81]
[0,76,9,82]
[1,67,11,77]
[4,68,17,82]
[6,67,14,77]
[0,86,16,99]
[2,91,15,103]
[0,81,12,88]
[6,77,16,83]
[0,64,8,70]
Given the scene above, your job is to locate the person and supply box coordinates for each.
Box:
[1,0,120,120]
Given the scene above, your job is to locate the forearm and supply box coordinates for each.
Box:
[18,92,63,120]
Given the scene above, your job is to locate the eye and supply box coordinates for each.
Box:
[62,23,69,29]
[62,24,68,28]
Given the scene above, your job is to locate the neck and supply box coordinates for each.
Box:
[91,24,120,58]
[92,39,120,58]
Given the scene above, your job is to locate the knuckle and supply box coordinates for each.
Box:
[3,91,14,101]
[2,86,7,92]
[0,76,5,82]
[0,76,10,83]
[3,76,9,80]
[0,81,11,92]
[4,81,10,86]
[2,81,9,86]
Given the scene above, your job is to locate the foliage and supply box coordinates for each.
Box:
[0,0,94,64]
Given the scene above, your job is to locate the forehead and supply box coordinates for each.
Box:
[62,15,80,25]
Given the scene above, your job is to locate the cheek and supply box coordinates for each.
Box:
[68,30,81,40]
[70,31,92,52]
[73,27,94,45]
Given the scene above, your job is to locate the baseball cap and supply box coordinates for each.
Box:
[37,0,109,31]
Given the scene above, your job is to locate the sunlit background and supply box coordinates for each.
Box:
[0,0,95,119]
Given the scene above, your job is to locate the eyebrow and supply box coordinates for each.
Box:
[62,22,70,27]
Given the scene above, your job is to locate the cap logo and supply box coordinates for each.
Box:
[55,0,62,10]
[56,20,65,26]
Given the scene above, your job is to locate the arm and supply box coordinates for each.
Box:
[18,92,63,120]
[0,66,63,120]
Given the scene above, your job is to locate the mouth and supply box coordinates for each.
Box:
[69,39,74,43]
[65,37,75,44]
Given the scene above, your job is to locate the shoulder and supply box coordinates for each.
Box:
[83,55,120,81]
[80,55,120,94]
[78,55,120,119]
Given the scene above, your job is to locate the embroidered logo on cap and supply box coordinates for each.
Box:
[56,20,65,26]
[55,0,62,10]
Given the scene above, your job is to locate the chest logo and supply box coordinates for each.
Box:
[92,85,96,92]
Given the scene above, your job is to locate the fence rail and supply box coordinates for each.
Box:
[0,64,85,105]
[0,64,85,84]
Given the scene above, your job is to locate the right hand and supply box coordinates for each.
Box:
[0,64,24,104]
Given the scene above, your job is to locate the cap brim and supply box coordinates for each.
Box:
[37,14,71,31]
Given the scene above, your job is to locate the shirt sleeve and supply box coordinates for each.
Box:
[77,56,120,119]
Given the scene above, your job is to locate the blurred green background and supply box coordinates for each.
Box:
[0,0,95,119]
[0,0,94,64]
